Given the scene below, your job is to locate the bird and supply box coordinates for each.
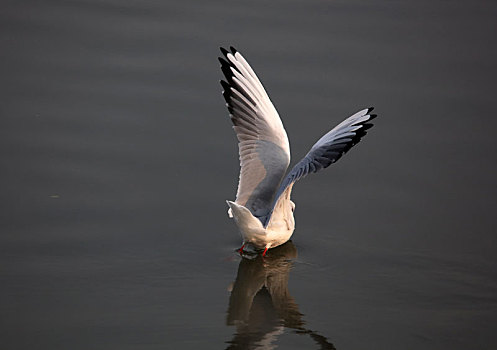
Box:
[219,46,377,256]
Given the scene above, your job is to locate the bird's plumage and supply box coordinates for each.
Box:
[260,107,376,227]
[220,47,290,220]
[220,46,376,252]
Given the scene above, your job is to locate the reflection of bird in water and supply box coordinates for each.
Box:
[226,241,336,349]
[219,46,377,256]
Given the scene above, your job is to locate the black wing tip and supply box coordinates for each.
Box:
[220,46,239,57]
[220,79,230,90]
[219,58,236,82]
[218,57,229,68]
[219,49,241,77]
[367,106,375,113]
[368,114,378,121]
[219,56,230,64]
[220,47,229,57]
[361,123,374,131]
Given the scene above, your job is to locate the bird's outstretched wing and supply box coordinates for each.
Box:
[220,47,291,220]
[261,108,377,227]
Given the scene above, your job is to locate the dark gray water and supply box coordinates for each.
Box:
[1,1,497,349]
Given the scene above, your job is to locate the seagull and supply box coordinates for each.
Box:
[219,46,377,256]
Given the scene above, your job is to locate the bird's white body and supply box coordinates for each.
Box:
[219,47,376,255]
[227,186,295,250]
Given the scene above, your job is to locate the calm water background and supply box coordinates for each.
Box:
[1,0,496,349]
